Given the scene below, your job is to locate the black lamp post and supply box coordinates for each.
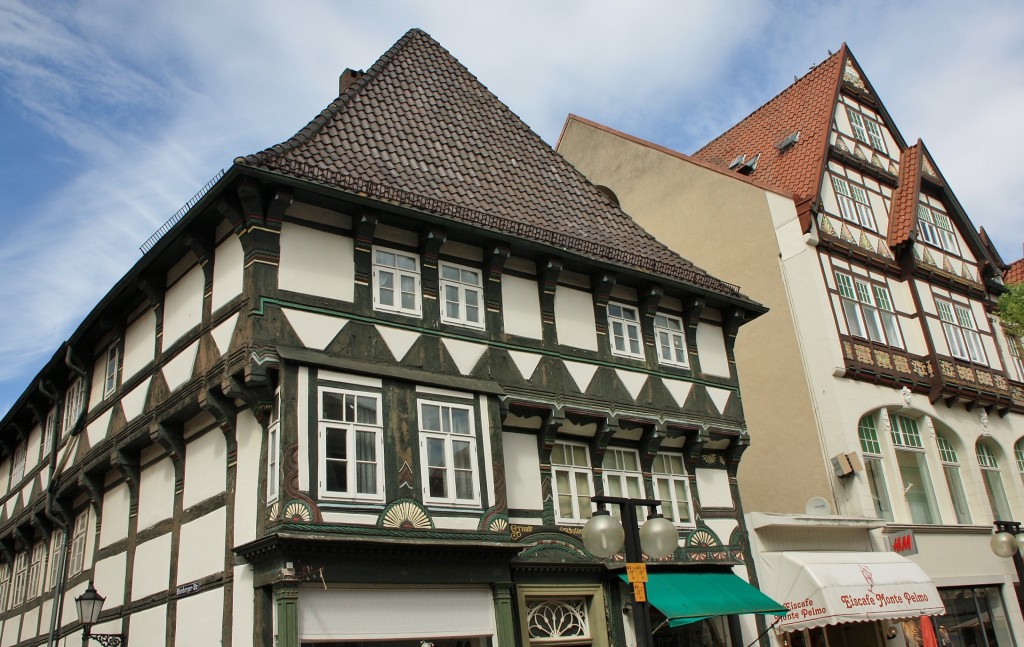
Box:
[990,520,1024,615]
[581,496,679,647]
[75,581,125,647]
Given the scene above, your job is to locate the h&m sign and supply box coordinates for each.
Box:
[888,529,917,555]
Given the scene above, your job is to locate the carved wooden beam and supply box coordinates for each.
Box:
[149,423,185,464]
[591,272,616,308]
[112,448,140,493]
[31,513,51,538]
[267,189,293,225]
[200,384,239,435]
[236,178,266,228]
[78,472,104,513]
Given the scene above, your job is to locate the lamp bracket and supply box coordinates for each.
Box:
[88,633,125,647]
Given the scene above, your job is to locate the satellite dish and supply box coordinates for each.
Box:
[805,496,831,516]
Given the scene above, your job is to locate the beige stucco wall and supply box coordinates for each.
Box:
[557,119,834,514]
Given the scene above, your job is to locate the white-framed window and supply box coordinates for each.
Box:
[419,399,479,506]
[267,389,281,504]
[1007,334,1024,382]
[42,408,57,460]
[1015,439,1024,488]
[48,531,63,590]
[317,387,384,502]
[103,343,120,398]
[652,452,692,525]
[936,299,987,364]
[601,449,643,521]
[858,415,893,521]
[0,562,9,611]
[607,302,643,359]
[372,247,421,316]
[26,542,43,600]
[439,262,484,329]
[917,204,960,254]
[11,550,27,607]
[653,314,688,368]
[846,107,887,153]
[11,441,26,485]
[63,377,86,433]
[977,442,1013,521]
[835,272,902,347]
[889,414,939,524]
[936,434,972,524]
[551,442,593,523]
[830,175,876,230]
[68,511,88,575]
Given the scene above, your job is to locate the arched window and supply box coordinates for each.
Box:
[889,413,939,524]
[858,415,893,521]
[936,434,972,524]
[977,441,1012,521]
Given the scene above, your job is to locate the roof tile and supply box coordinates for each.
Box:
[238,29,749,301]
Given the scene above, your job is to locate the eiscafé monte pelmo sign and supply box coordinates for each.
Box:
[780,564,932,626]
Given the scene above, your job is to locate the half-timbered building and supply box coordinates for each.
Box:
[0,30,779,647]
[557,45,1024,647]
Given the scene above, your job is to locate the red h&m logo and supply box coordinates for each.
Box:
[889,530,917,555]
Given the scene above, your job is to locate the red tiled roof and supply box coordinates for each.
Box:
[237,29,752,302]
[692,46,845,207]
[1007,258,1024,284]
[887,141,923,248]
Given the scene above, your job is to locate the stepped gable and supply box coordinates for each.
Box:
[238,29,750,302]
[888,141,923,248]
[692,46,846,203]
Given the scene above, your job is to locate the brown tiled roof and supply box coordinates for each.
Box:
[1007,258,1024,285]
[692,46,845,206]
[237,29,751,302]
[888,141,923,248]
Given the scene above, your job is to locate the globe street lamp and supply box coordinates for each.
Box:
[75,581,125,647]
[582,496,679,647]
[990,520,1024,615]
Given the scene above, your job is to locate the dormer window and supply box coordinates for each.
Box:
[846,107,887,154]
[917,203,959,255]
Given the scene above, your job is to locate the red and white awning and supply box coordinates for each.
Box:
[759,551,945,632]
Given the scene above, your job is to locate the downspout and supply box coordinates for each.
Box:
[42,346,92,647]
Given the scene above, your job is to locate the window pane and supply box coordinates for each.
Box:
[421,405,441,432]
[897,451,938,524]
[322,392,344,420]
[983,470,1013,521]
[400,275,416,309]
[943,465,972,524]
[397,254,417,271]
[455,470,473,499]
[453,440,472,469]
[355,396,377,424]
[441,264,460,280]
[325,459,347,492]
[355,430,375,461]
[325,428,347,459]
[375,250,395,266]
[450,408,471,435]
[445,285,460,318]
[864,457,893,521]
[356,462,376,494]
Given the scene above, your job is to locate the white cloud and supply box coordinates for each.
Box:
[0,0,1021,415]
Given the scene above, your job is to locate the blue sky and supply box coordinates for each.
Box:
[0,0,1021,416]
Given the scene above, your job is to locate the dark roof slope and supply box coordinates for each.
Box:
[692,46,845,202]
[237,29,753,302]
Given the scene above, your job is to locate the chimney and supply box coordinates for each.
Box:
[339,68,364,95]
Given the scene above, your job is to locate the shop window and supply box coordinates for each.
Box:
[935,586,1015,647]
[936,434,972,524]
[858,415,893,521]
[652,452,693,525]
[551,441,593,523]
[890,414,939,524]
[317,386,384,502]
[607,302,643,359]
[976,442,1012,521]
[439,262,484,329]
[267,389,281,504]
[653,314,688,368]
[418,399,480,506]
[372,246,422,317]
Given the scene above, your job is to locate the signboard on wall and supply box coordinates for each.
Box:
[887,530,918,556]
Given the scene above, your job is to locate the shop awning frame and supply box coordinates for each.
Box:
[619,571,788,628]
[759,551,945,632]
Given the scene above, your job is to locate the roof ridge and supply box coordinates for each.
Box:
[693,47,845,158]
[236,28,422,166]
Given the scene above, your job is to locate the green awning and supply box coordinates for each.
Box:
[619,572,789,628]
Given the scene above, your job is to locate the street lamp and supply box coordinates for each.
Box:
[989,520,1024,615]
[75,581,125,647]
[582,496,679,647]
